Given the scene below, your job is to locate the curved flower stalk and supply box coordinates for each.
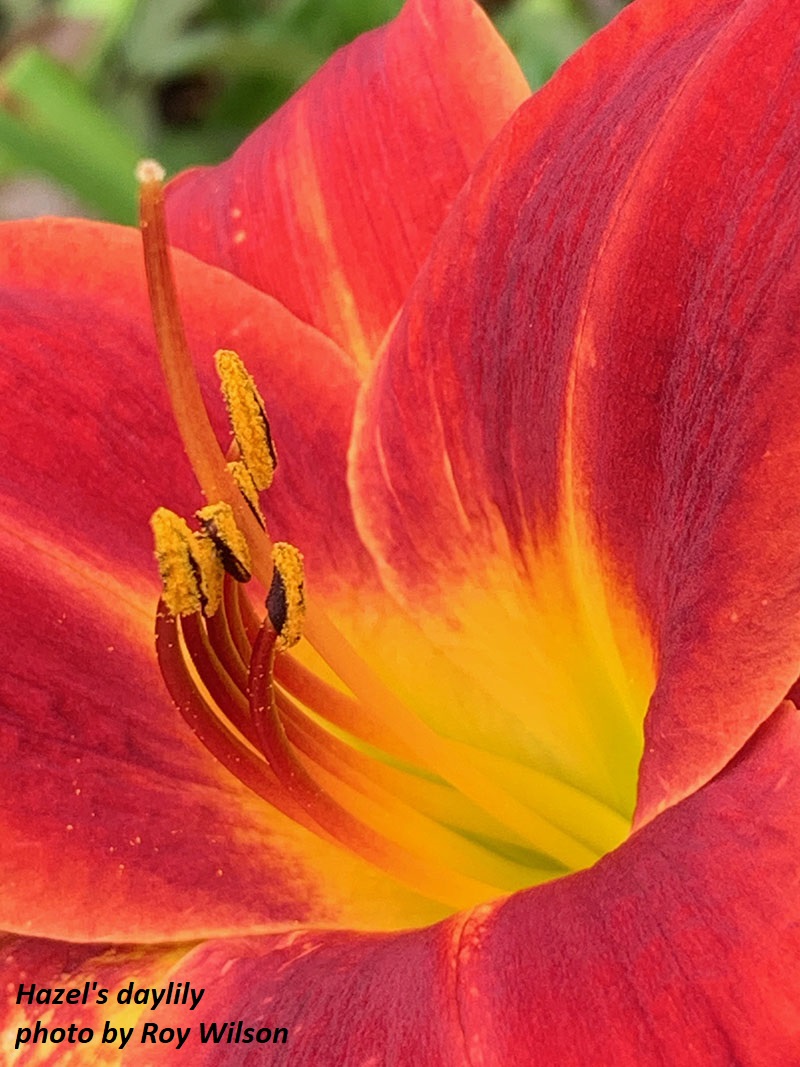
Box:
[1,0,800,1063]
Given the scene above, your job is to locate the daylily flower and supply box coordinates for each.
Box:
[2,0,800,1061]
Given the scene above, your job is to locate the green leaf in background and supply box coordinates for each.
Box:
[0,46,144,221]
[495,0,592,89]
[58,0,140,81]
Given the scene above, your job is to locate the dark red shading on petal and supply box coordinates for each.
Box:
[350,0,800,823]
[164,0,528,369]
[124,703,800,1066]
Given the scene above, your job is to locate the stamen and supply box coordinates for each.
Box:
[266,542,305,651]
[150,507,222,616]
[196,502,252,583]
[215,349,278,491]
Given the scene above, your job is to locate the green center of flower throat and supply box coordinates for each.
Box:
[138,160,642,915]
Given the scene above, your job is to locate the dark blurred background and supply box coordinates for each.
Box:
[0,0,627,221]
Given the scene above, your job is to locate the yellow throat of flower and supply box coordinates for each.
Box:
[138,160,649,915]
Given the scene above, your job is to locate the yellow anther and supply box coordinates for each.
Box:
[192,533,224,616]
[267,542,305,651]
[215,349,277,491]
[196,502,252,583]
[227,460,265,528]
[150,507,223,617]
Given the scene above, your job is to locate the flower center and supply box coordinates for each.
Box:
[138,162,635,912]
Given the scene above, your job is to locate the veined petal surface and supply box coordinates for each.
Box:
[350,0,800,824]
[164,0,529,369]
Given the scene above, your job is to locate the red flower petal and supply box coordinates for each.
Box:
[19,701,794,1066]
[350,0,800,824]
[0,220,448,940]
[164,0,528,370]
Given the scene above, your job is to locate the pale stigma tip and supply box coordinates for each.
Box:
[136,159,166,185]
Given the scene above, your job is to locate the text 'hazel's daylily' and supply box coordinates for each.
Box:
[1,0,800,1062]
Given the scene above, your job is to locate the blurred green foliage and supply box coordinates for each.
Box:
[0,0,622,222]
